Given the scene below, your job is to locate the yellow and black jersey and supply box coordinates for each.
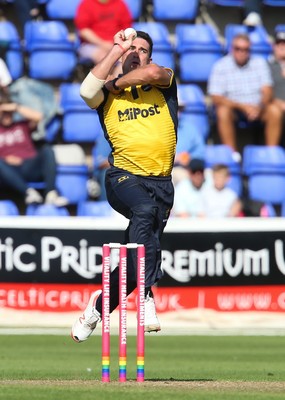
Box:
[97,69,178,177]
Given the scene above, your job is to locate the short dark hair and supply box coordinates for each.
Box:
[136,30,153,57]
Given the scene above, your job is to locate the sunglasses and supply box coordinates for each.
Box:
[233,46,250,52]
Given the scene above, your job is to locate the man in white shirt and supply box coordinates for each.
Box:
[208,33,282,152]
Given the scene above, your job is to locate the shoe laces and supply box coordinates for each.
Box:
[81,308,101,328]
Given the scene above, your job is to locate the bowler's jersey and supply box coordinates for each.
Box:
[96,69,178,177]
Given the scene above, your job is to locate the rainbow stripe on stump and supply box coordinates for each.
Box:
[102,356,110,382]
[136,356,144,382]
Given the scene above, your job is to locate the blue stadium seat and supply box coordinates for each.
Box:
[275,24,285,33]
[281,202,285,217]
[0,21,24,80]
[263,0,285,5]
[243,145,285,174]
[242,145,285,204]
[178,84,208,113]
[59,83,103,142]
[133,22,175,69]
[152,0,199,20]
[77,200,113,217]
[56,165,89,204]
[0,200,19,216]
[26,204,70,216]
[24,21,77,80]
[224,24,273,59]
[205,144,242,195]
[176,119,206,161]
[206,0,243,5]
[124,0,143,20]
[178,84,210,141]
[175,24,224,82]
[45,116,61,143]
[43,0,81,19]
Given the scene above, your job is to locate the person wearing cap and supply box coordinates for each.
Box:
[208,33,283,153]
[269,31,285,138]
[172,158,212,218]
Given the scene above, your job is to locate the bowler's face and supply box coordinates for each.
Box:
[122,38,151,73]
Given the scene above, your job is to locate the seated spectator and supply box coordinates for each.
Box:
[208,33,283,154]
[269,30,285,138]
[172,159,212,218]
[74,0,133,65]
[200,164,242,218]
[243,0,262,27]
[0,58,12,92]
[8,77,59,141]
[0,93,68,206]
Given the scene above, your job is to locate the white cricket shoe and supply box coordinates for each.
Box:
[144,293,161,333]
[71,290,102,343]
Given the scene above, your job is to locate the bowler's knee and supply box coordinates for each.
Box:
[131,203,158,222]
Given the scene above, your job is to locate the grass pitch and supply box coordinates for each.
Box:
[0,334,285,399]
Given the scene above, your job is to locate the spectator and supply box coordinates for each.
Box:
[0,58,12,91]
[0,93,68,206]
[13,0,40,34]
[243,0,262,27]
[172,159,212,218]
[208,33,283,154]
[8,77,59,141]
[74,0,133,65]
[269,30,285,135]
[200,164,242,218]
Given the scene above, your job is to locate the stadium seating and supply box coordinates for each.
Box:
[26,204,70,216]
[0,200,20,216]
[0,21,24,79]
[205,144,243,195]
[24,21,77,80]
[124,0,143,20]
[56,165,89,204]
[77,200,113,217]
[175,24,224,82]
[177,84,210,140]
[152,0,199,21]
[263,0,285,5]
[224,24,273,59]
[242,145,285,204]
[133,21,175,69]
[275,24,285,33]
[206,0,243,5]
[176,119,206,161]
[41,0,81,19]
[59,83,103,142]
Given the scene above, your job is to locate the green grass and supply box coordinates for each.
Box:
[0,335,285,399]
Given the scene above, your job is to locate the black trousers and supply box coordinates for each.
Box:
[96,166,174,314]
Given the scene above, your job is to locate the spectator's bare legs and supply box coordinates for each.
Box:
[261,103,283,146]
[216,105,237,150]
